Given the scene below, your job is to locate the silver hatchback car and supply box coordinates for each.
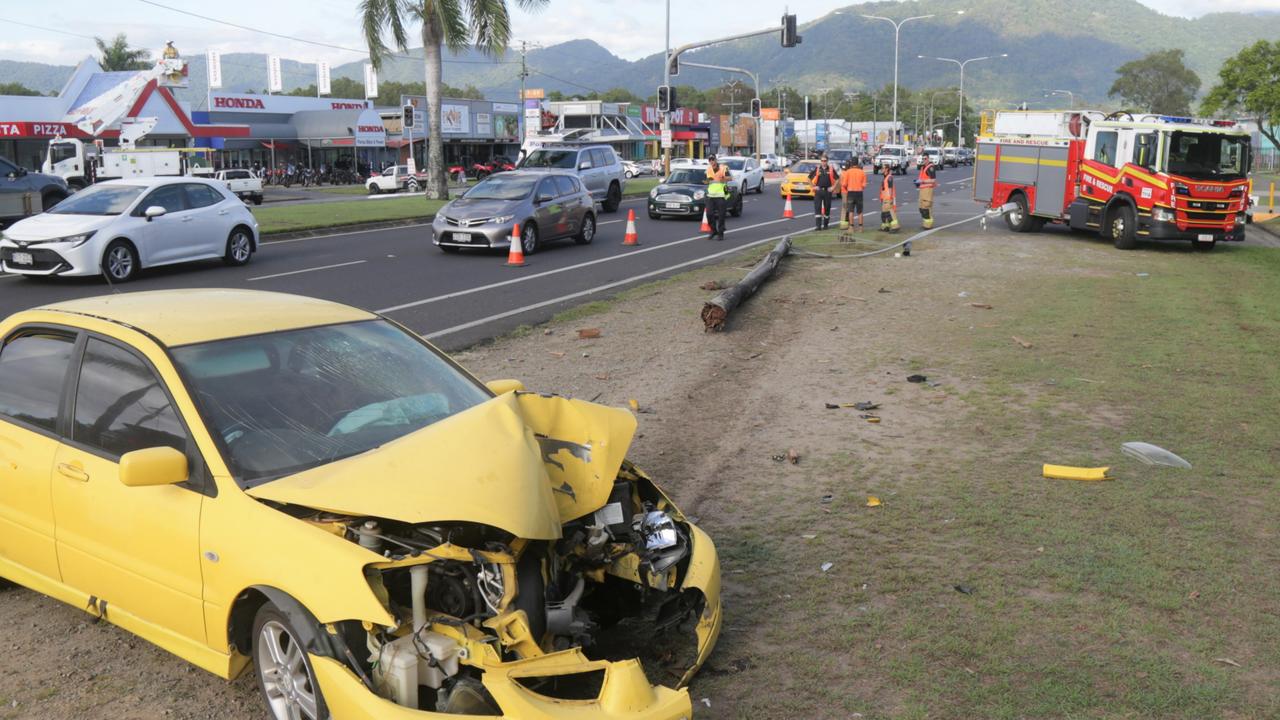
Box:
[432,170,597,254]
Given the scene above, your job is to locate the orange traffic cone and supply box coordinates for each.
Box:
[783,193,794,219]
[505,223,526,266]
[700,208,712,233]
[623,209,640,245]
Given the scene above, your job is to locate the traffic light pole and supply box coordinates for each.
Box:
[662,21,795,175]
[681,61,760,159]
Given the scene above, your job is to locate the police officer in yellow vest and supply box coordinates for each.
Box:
[915,155,938,229]
[704,155,730,240]
[878,160,900,233]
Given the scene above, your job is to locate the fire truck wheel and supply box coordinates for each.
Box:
[1192,239,1216,252]
[1107,205,1137,250]
[1004,194,1033,233]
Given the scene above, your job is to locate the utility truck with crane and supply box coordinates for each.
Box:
[975,110,1251,251]
[41,45,201,190]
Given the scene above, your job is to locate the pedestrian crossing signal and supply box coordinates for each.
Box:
[658,85,675,113]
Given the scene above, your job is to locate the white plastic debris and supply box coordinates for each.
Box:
[821,562,834,573]
[1121,442,1191,469]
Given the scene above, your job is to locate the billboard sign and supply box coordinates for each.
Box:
[317,61,331,96]
[441,104,470,134]
[267,55,283,93]
[206,50,223,90]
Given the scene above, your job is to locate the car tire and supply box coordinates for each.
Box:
[602,182,621,213]
[730,196,743,218]
[521,222,539,255]
[648,212,660,220]
[252,605,330,720]
[102,240,139,282]
[367,185,379,195]
[574,213,596,244]
[253,195,263,206]
[1004,193,1034,233]
[223,227,254,266]
[625,170,634,179]
[756,179,764,194]
[1107,204,1138,250]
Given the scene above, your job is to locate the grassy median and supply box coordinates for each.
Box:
[253,196,446,235]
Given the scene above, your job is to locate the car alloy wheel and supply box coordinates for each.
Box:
[103,242,137,282]
[576,214,595,244]
[521,223,538,254]
[256,618,321,720]
[226,229,253,265]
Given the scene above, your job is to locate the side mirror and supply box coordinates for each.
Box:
[144,205,167,221]
[485,378,525,395]
[536,193,554,204]
[119,446,188,487]
[578,161,592,170]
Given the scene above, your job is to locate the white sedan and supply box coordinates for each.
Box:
[0,177,259,282]
[621,160,653,179]
[720,156,765,194]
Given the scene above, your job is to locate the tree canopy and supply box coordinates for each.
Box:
[1202,40,1280,152]
[0,82,42,97]
[1108,49,1200,116]
[95,34,151,72]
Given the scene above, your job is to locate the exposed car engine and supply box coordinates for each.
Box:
[290,465,704,713]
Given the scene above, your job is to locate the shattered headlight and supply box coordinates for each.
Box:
[636,510,679,551]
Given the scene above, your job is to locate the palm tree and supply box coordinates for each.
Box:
[360,0,547,199]
[95,34,152,72]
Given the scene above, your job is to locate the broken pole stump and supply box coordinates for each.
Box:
[701,235,793,332]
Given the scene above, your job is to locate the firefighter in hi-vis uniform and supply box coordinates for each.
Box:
[915,154,938,229]
[878,161,900,233]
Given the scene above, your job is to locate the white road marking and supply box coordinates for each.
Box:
[261,223,432,246]
[945,177,972,185]
[426,226,817,339]
[377,212,816,314]
[599,219,625,226]
[248,259,367,281]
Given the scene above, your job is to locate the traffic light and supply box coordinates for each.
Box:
[781,14,801,48]
[402,104,414,129]
[667,51,679,77]
[750,98,761,118]
[657,85,675,113]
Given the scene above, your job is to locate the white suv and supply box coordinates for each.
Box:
[719,156,765,194]
[518,145,626,213]
[874,144,911,175]
[367,165,422,194]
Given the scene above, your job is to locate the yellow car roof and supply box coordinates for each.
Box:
[37,289,376,347]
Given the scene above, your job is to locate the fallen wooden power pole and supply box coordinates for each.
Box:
[701,236,792,331]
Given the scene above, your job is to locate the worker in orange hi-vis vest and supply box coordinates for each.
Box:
[839,159,867,231]
[915,155,938,229]
[878,161,900,233]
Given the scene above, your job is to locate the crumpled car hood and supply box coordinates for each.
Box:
[245,391,637,540]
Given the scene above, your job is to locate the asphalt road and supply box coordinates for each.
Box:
[0,165,983,350]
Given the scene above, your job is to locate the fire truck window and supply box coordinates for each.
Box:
[1094,132,1117,165]
[1133,134,1156,170]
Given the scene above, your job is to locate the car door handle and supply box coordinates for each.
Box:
[57,462,89,482]
[217,209,230,215]
[181,216,194,222]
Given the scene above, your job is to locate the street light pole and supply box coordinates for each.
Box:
[929,89,959,142]
[919,53,1007,146]
[1043,89,1075,108]
[861,12,951,143]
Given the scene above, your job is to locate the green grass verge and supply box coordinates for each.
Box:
[309,185,370,196]
[254,196,446,235]
[623,178,660,197]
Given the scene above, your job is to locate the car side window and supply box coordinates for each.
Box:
[553,176,576,197]
[591,149,611,168]
[536,178,558,200]
[576,152,592,170]
[137,185,188,215]
[0,158,18,175]
[72,338,188,459]
[185,184,224,209]
[0,331,76,432]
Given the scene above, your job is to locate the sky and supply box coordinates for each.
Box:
[2,0,1279,67]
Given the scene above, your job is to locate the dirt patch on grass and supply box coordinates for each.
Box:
[2,228,1278,718]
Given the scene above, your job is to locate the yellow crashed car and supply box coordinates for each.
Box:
[0,290,721,719]
[780,160,820,198]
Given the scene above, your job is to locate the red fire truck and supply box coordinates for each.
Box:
[974,110,1252,251]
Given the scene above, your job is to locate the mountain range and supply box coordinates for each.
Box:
[5,0,1280,109]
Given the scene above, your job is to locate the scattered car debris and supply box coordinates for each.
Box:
[861,415,881,423]
[820,494,835,503]
[548,351,566,358]
[1136,272,1150,278]
[865,496,882,507]
[907,374,927,383]
[1188,590,1200,600]
[1121,442,1192,468]
[594,373,610,381]
[701,698,712,708]
[926,380,942,388]
[700,280,723,291]
[577,328,602,339]
[826,401,880,410]
[543,328,554,335]
[953,585,975,595]
[878,287,891,293]
[786,448,801,464]
[1215,658,1242,668]
[958,291,971,298]
[1012,336,1034,349]
[1042,464,1114,482]
[821,562,835,573]
[701,236,792,331]
[969,302,994,310]
[628,398,640,412]
[800,534,818,540]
